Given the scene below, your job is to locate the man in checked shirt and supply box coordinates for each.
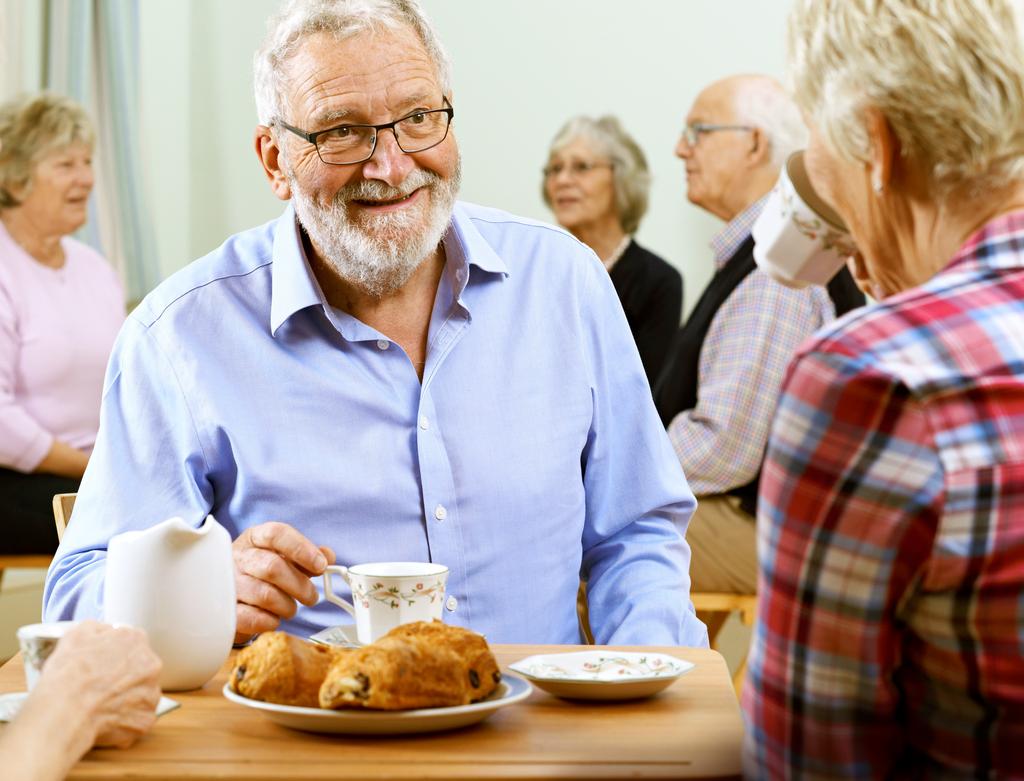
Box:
[653,74,862,635]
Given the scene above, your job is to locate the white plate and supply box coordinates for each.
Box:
[221,673,532,735]
[0,691,180,723]
[508,651,693,701]
[308,624,363,648]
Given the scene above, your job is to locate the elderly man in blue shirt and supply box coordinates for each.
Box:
[43,0,705,648]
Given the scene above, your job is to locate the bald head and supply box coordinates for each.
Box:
[695,75,807,169]
[677,74,807,220]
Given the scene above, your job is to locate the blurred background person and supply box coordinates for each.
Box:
[543,115,682,385]
[745,0,1024,777]
[654,75,863,641]
[1,621,162,781]
[0,93,124,553]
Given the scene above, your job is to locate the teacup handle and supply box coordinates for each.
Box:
[321,565,356,617]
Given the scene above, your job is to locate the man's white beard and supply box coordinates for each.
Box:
[289,162,461,298]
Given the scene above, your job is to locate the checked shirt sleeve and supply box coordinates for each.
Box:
[743,346,943,779]
[667,272,826,495]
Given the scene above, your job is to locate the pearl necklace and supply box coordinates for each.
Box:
[602,235,631,271]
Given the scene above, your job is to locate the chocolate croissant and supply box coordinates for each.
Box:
[319,621,501,710]
[230,632,346,708]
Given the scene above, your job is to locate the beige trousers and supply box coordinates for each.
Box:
[686,494,758,595]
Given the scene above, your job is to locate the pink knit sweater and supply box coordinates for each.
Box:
[0,221,124,472]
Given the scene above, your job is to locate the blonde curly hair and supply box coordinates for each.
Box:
[0,93,94,209]
[788,0,1024,196]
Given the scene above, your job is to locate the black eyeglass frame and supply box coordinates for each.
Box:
[277,96,455,166]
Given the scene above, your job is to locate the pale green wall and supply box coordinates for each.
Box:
[55,1,793,305]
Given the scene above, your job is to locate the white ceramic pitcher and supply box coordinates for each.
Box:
[104,515,236,691]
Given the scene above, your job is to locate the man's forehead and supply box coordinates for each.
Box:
[687,84,735,122]
[283,27,440,120]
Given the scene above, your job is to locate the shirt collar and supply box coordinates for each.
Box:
[710,192,771,268]
[270,202,326,336]
[269,200,509,336]
[945,208,1024,274]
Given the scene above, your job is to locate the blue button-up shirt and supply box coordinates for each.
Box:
[44,202,705,646]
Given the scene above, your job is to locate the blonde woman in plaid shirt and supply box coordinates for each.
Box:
[744,1,1024,778]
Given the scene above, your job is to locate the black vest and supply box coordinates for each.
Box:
[653,236,865,517]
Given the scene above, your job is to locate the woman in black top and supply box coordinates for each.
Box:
[543,115,682,385]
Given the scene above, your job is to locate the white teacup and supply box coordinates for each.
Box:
[752,150,857,288]
[322,562,449,644]
[16,620,78,691]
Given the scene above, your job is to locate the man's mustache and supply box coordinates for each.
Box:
[334,171,439,205]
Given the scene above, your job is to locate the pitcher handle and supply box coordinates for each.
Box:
[321,565,356,617]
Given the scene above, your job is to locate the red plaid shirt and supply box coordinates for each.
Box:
[744,210,1024,779]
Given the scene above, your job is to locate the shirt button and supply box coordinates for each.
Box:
[376,339,389,350]
[419,415,430,430]
[434,504,447,521]
[446,596,458,612]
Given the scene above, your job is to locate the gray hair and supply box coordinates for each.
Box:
[542,115,651,235]
[253,0,452,126]
[731,76,807,170]
[0,93,94,209]
[788,0,1024,196]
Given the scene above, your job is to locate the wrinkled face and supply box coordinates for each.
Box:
[543,137,618,233]
[674,85,752,221]
[803,122,890,297]
[279,27,461,297]
[15,142,94,236]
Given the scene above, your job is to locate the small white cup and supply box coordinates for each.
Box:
[16,621,78,691]
[322,562,449,644]
[752,150,857,288]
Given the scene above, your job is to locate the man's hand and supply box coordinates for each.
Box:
[231,522,335,643]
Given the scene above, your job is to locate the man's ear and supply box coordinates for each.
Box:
[255,125,292,201]
[747,127,770,168]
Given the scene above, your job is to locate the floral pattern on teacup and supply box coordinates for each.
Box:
[22,637,59,671]
[780,184,857,258]
[351,579,445,610]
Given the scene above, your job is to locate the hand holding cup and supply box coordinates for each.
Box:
[231,521,335,643]
[7,621,162,781]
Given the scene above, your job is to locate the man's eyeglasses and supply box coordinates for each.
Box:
[277,97,455,166]
[681,123,755,147]
[542,160,613,178]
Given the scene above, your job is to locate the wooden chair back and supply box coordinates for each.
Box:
[52,493,77,542]
[692,591,757,697]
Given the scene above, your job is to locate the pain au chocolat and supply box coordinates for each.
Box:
[229,631,349,708]
[319,621,502,710]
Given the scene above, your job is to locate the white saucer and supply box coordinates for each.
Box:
[508,651,693,700]
[0,691,180,723]
[222,673,531,735]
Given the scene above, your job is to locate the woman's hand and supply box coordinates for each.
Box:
[33,439,89,479]
[1,621,163,781]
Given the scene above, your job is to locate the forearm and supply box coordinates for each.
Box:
[585,516,707,647]
[33,438,88,479]
[0,689,95,781]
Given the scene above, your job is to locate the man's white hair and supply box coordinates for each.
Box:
[253,0,452,126]
[731,75,807,171]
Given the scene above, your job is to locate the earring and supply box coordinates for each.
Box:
[872,176,884,194]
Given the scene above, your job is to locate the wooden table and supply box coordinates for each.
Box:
[0,644,743,780]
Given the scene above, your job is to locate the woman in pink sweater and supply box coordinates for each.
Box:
[0,94,124,553]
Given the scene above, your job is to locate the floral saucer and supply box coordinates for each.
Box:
[508,651,693,700]
[308,624,363,648]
